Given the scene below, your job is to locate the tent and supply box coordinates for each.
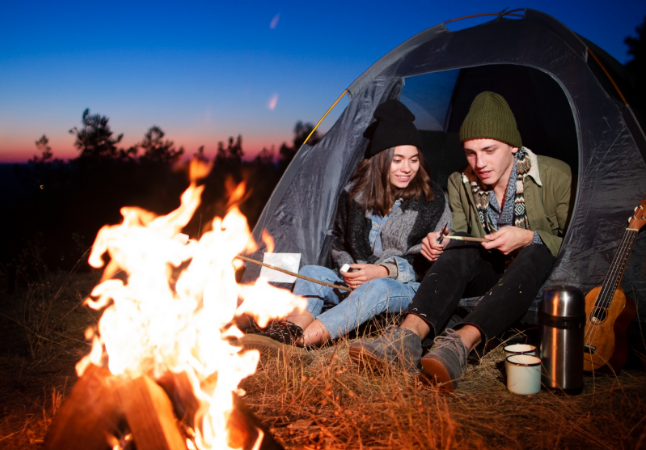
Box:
[242,9,646,324]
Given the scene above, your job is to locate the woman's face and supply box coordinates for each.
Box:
[389,145,420,189]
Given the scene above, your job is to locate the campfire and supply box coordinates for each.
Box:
[44,160,304,450]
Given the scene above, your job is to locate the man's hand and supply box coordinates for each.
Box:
[341,264,388,288]
[482,227,534,255]
[421,229,450,261]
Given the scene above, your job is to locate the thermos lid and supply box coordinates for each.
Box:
[540,285,585,317]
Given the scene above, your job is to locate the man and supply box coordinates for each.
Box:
[349,91,572,392]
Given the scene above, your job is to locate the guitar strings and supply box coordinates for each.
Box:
[583,232,628,348]
[584,229,634,346]
[595,230,637,313]
[596,231,635,307]
[584,229,633,344]
[584,229,638,349]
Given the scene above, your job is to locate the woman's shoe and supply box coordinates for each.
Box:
[238,319,308,360]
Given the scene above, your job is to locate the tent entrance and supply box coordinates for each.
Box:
[399,64,579,190]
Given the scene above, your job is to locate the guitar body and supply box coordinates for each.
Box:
[583,286,637,373]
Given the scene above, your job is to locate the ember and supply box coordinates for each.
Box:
[45,159,304,449]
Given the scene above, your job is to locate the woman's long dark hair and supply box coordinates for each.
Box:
[348,147,434,215]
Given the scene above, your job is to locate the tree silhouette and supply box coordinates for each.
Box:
[625,16,646,109]
[69,108,124,159]
[193,145,208,162]
[29,135,54,165]
[25,134,65,188]
[5,111,324,290]
[278,121,321,169]
[137,125,184,164]
[293,121,321,149]
[254,146,275,165]
[215,135,244,167]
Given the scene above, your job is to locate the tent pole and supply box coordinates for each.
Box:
[587,48,629,106]
[302,90,348,146]
[442,10,525,26]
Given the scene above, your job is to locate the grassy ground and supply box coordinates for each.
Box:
[0,271,100,449]
[1,271,645,449]
[241,336,646,450]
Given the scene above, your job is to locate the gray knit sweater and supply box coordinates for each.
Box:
[331,181,451,281]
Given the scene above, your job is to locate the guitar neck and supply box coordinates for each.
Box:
[596,228,639,307]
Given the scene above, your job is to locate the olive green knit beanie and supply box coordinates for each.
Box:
[459,91,522,148]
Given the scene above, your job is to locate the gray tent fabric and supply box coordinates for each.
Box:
[242,9,646,325]
[243,75,404,281]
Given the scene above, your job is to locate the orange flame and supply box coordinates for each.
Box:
[261,230,275,254]
[77,159,305,449]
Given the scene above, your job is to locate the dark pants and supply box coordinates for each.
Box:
[406,234,555,342]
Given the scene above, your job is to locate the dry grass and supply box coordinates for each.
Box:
[241,334,646,450]
[0,270,99,450]
[1,271,645,449]
[0,386,65,448]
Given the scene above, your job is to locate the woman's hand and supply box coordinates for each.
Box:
[421,229,449,261]
[341,264,388,288]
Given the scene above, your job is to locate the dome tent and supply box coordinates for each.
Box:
[241,9,646,324]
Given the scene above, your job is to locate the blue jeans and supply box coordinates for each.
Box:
[293,265,418,339]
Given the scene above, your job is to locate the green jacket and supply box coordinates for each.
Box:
[447,148,572,257]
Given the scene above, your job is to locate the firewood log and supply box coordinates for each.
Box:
[44,364,122,450]
[116,374,188,450]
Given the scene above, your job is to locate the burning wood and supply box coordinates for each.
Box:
[44,364,283,450]
[44,365,122,450]
[44,160,303,449]
[116,374,187,450]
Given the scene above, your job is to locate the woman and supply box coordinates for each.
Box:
[243,99,451,354]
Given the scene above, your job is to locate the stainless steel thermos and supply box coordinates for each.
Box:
[539,285,586,394]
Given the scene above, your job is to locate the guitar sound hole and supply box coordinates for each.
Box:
[584,344,596,354]
[591,307,608,324]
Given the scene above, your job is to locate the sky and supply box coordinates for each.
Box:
[1,0,644,163]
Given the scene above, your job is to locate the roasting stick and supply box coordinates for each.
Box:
[175,234,353,292]
[443,235,490,243]
[235,255,352,292]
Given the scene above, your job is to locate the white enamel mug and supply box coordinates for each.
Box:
[506,354,542,395]
[504,344,536,358]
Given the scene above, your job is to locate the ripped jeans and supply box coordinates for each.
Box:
[406,236,555,341]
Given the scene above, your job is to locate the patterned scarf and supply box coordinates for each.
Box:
[466,147,531,234]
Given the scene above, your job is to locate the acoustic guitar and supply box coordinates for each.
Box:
[583,200,645,373]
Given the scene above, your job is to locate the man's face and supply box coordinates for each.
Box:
[463,138,518,188]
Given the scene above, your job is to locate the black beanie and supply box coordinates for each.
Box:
[366,99,423,157]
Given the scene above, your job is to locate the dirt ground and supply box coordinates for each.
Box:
[1,271,645,449]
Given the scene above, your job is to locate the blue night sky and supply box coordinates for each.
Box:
[1,0,644,162]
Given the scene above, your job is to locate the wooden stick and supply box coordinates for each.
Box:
[236,255,352,292]
[444,235,490,243]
